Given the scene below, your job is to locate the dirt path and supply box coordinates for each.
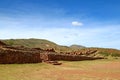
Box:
[48,60,120,80]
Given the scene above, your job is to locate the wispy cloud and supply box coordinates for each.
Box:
[0,3,120,49]
[72,21,83,26]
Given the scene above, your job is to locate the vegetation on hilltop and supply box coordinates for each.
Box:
[1,39,120,58]
[2,39,85,52]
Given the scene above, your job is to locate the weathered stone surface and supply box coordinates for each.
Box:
[64,49,98,56]
[0,41,103,64]
[0,41,6,46]
[44,48,55,52]
[40,53,103,61]
[0,49,42,64]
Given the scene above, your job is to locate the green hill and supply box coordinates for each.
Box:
[1,39,84,52]
[70,44,86,49]
[2,38,58,49]
[1,39,120,58]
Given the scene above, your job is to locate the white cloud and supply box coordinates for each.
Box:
[0,15,120,49]
[72,21,83,26]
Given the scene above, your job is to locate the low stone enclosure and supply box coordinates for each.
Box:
[0,48,103,64]
[0,41,104,64]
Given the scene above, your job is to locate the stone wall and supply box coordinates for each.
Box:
[40,53,103,61]
[0,49,103,64]
[0,44,103,64]
[0,49,42,64]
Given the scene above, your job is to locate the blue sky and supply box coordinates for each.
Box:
[0,0,120,49]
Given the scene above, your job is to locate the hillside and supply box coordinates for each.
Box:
[1,39,120,58]
[75,48,120,58]
[2,38,57,48]
[91,48,120,57]
[1,39,85,52]
[70,44,86,49]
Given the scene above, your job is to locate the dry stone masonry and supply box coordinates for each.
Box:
[0,41,103,64]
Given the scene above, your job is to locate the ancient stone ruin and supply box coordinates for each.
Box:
[0,41,103,64]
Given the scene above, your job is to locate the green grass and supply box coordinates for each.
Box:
[99,51,120,57]
[0,63,54,80]
[0,59,120,80]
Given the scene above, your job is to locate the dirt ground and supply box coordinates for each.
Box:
[0,59,120,80]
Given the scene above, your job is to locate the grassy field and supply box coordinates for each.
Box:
[0,59,120,80]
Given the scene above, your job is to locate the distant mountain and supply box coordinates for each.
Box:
[70,44,86,49]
